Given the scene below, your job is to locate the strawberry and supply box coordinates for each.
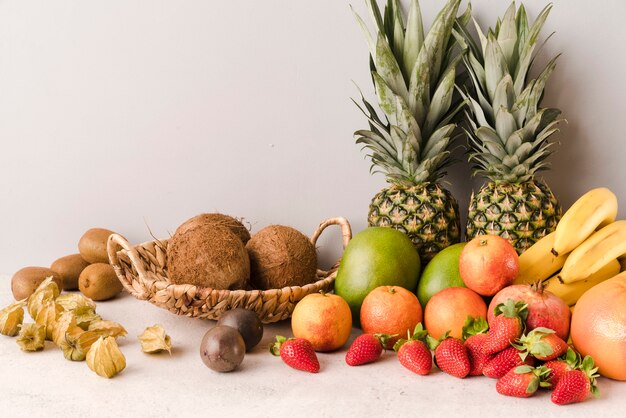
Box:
[345,333,390,366]
[483,299,528,356]
[544,347,580,386]
[483,345,534,379]
[496,365,552,398]
[513,327,569,361]
[428,332,470,378]
[551,355,600,405]
[269,336,320,373]
[462,316,490,376]
[394,324,431,375]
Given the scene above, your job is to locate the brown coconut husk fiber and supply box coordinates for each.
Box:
[167,224,250,289]
[175,213,251,244]
[246,225,317,290]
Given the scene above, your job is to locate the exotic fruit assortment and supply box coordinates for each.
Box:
[3,0,626,410]
[458,3,563,253]
[352,0,465,263]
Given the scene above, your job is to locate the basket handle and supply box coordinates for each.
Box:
[107,233,150,298]
[310,217,352,249]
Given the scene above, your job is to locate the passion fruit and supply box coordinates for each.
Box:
[216,308,263,351]
[199,326,245,372]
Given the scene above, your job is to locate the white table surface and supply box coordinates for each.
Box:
[1,276,625,418]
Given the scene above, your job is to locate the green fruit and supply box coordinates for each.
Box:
[416,242,466,307]
[334,227,421,324]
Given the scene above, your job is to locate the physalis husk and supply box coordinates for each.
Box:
[16,323,46,351]
[0,300,25,336]
[138,324,172,354]
[27,277,60,319]
[86,336,126,378]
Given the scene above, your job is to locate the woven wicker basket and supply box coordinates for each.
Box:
[106,217,352,323]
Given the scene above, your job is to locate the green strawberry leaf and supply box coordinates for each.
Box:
[530,341,554,358]
[462,315,489,341]
[515,365,533,374]
[526,377,539,393]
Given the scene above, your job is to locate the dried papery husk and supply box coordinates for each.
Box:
[52,311,78,346]
[74,306,102,330]
[55,293,96,312]
[0,300,26,336]
[75,330,100,353]
[86,336,126,378]
[35,302,63,341]
[16,323,46,351]
[138,324,172,354]
[27,277,60,319]
[60,327,90,361]
[88,320,127,339]
[246,225,318,289]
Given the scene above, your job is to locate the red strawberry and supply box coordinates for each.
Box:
[394,324,432,375]
[462,316,490,376]
[270,336,320,373]
[483,299,528,356]
[544,347,580,386]
[345,333,390,366]
[483,345,534,379]
[429,333,470,378]
[552,355,600,405]
[496,365,552,398]
[514,327,568,361]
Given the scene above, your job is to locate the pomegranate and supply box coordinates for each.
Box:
[488,283,570,340]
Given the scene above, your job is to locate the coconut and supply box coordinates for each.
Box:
[174,213,251,244]
[167,224,250,289]
[246,225,317,290]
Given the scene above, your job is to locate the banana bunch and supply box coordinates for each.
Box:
[515,187,624,306]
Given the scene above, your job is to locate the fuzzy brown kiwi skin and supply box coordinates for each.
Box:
[246,225,317,290]
[167,224,250,290]
[175,213,251,244]
[78,263,123,301]
[11,267,63,300]
[50,254,89,290]
[78,228,116,264]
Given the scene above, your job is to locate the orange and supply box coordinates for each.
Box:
[571,272,626,380]
[424,287,487,340]
[291,292,352,352]
[360,286,422,348]
[459,235,519,296]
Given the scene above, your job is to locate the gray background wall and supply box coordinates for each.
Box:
[0,0,623,273]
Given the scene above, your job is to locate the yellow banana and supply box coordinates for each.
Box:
[543,259,620,305]
[552,187,618,256]
[558,220,626,283]
[514,232,568,285]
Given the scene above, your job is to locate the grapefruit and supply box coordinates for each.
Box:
[571,272,626,380]
[417,243,466,308]
[424,287,487,340]
[360,286,422,348]
[334,227,421,324]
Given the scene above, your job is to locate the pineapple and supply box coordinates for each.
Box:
[352,0,467,263]
[457,2,563,253]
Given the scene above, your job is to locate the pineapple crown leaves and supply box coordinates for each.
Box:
[393,323,428,351]
[352,0,469,186]
[461,315,489,341]
[494,299,529,321]
[456,1,564,183]
[514,365,553,392]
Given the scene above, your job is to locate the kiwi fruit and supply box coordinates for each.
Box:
[11,267,63,300]
[50,254,89,290]
[78,263,123,301]
[217,308,263,351]
[246,225,317,290]
[199,325,245,372]
[175,213,250,244]
[167,224,249,289]
[78,228,116,264]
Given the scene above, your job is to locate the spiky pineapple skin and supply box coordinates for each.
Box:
[368,183,460,263]
[466,180,561,254]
